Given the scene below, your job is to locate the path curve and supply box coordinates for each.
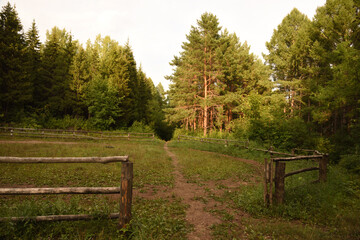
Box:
[164,142,221,240]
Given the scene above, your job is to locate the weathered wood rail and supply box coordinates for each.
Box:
[177,135,295,157]
[177,135,248,147]
[0,127,154,140]
[0,156,133,229]
[264,154,328,205]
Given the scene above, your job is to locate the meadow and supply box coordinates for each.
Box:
[0,136,359,239]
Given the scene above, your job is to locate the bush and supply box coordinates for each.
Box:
[339,155,360,174]
[248,117,315,150]
[128,121,153,133]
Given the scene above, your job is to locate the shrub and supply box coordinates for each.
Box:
[339,155,360,174]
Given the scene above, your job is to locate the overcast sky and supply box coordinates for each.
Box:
[3,0,326,90]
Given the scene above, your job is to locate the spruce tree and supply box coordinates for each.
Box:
[0,3,30,121]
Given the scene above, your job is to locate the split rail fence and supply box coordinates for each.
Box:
[0,127,154,141]
[264,153,328,205]
[177,135,296,156]
[177,135,248,147]
[0,155,133,229]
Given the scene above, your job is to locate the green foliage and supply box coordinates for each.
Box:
[128,121,154,133]
[248,117,314,150]
[167,12,270,136]
[339,155,360,174]
[86,75,123,130]
[228,164,360,238]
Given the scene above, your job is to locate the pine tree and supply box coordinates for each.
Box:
[309,0,359,135]
[0,3,30,120]
[25,20,41,110]
[167,13,224,135]
[264,8,311,117]
[40,27,76,117]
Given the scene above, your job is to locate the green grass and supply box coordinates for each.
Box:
[1,136,360,239]
[169,139,360,240]
[0,138,186,239]
[0,139,174,188]
[168,139,271,163]
[169,147,258,182]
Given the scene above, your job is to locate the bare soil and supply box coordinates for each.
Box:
[164,142,222,240]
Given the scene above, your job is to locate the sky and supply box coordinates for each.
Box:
[3,0,326,90]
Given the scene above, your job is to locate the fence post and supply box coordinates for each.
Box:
[319,155,328,183]
[274,161,286,204]
[178,136,180,142]
[263,158,269,205]
[119,161,133,229]
[127,133,130,141]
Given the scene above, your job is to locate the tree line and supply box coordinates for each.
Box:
[1,0,359,157]
[167,0,359,158]
[0,2,171,139]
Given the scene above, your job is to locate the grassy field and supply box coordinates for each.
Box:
[0,136,359,239]
[168,140,360,240]
[0,137,189,239]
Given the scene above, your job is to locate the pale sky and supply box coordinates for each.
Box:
[3,0,326,90]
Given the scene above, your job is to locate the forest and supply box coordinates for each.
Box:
[1,0,359,164]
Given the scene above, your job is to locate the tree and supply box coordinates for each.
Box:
[167,13,224,136]
[40,27,76,117]
[167,13,270,135]
[309,0,359,137]
[25,20,41,110]
[0,3,31,121]
[264,8,311,117]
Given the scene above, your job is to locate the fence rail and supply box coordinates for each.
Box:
[177,135,296,157]
[0,155,133,229]
[0,127,154,140]
[264,153,328,205]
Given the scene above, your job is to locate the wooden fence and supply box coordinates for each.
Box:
[264,154,328,205]
[0,155,133,229]
[177,135,248,147]
[177,135,296,157]
[0,127,154,141]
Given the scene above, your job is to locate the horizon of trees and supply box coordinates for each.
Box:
[166,0,359,159]
[0,2,172,139]
[1,0,359,159]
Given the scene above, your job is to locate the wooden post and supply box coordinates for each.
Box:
[269,159,273,205]
[263,158,269,205]
[319,155,328,183]
[274,161,286,204]
[119,161,133,229]
[178,136,180,142]
[127,133,130,141]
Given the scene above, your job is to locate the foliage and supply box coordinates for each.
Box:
[0,2,169,138]
[339,155,360,174]
[166,13,270,136]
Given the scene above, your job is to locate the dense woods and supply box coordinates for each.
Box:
[1,0,359,162]
[0,2,170,138]
[167,0,360,163]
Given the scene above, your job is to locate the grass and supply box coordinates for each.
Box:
[168,139,271,163]
[169,146,258,183]
[1,136,359,239]
[0,137,188,239]
[169,138,360,239]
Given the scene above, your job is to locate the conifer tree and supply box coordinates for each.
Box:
[25,20,41,110]
[264,8,311,116]
[40,27,76,117]
[0,3,30,120]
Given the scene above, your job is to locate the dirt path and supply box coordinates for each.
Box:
[164,142,221,240]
